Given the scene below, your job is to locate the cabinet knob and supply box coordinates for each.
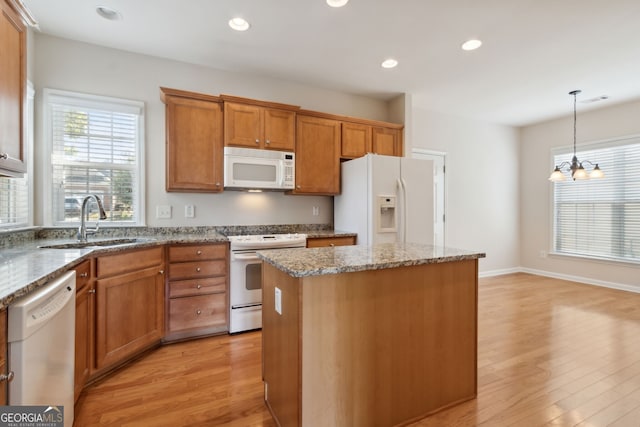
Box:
[215,182,221,187]
[265,139,271,145]
[196,250,202,255]
[196,309,202,315]
[196,267,201,272]
[88,289,96,294]
[296,185,301,189]
[0,153,8,160]
[159,270,164,275]
[0,371,14,383]
[196,284,202,289]
[329,243,335,247]
[79,272,88,278]
[255,139,260,144]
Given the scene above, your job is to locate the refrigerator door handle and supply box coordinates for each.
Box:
[397,177,408,244]
[400,177,408,243]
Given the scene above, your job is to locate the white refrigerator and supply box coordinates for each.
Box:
[334,154,434,246]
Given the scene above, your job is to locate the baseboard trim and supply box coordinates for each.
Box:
[517,267,640,294]
[478,267,521,278]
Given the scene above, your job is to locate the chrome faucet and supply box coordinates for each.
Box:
[77,195,107,242]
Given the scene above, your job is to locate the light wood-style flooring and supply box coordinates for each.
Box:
[75,273,640,426]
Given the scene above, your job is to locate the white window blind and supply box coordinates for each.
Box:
[44,89,145,225]
[0,176,28,227]
[552,137,640,263]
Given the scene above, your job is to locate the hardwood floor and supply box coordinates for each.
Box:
[75,273,640,426]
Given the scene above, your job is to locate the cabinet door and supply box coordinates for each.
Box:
[341,122,371,159]
[165,95,223,192]
[0,0,26,175]
[294,115,341,194]
[224,102,263,148]
[372,127,402,157]
[95,266,165,370]
[263,108,295,151]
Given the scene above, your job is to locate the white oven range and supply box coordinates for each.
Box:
[227,233,307,333]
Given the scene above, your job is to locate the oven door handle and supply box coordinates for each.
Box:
[233,253,261,261]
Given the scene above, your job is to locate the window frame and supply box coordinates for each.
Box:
[42,88,146,227]
[549,134,640,266]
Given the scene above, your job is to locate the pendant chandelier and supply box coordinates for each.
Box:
[548,90,605,182]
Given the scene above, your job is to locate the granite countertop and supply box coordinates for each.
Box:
[0,225,351,310]
[257,243,486,277]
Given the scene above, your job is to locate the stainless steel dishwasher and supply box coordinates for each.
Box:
[8,270,76,427]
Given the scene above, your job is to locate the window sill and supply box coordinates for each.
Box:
[549,251,640,267]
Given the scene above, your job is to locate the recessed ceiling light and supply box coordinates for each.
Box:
[96,6,122,21]
[381,58,398,69]
[327,0,349,7]
[461,39,482,51]
[229,17,250,31]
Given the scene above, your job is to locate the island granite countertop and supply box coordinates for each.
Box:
[257,242,486,278]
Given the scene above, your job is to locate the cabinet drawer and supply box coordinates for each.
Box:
[168,260,226,280]
[75,259,92,289]
[306,236,356,248]
[168,294,226,332]
[169,244,227,262]
[168,277,226,298]
[96,247,164,278]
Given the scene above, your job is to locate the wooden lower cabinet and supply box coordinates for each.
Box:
[74,259,93,402]
[306,236,356,248]
[165,243,229,341]
[94,247,165,372]
[0,309,7,404]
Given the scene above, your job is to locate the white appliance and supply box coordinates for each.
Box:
[8,270,76,427]
[224,147,295,190]
[335,154,434,245]
[227,233,307,333]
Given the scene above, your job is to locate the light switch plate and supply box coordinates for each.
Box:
[156,205,171,219]
[185,204,195,218]
[275,287,282,315]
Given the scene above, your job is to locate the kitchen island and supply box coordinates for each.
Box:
[257,243,485,427]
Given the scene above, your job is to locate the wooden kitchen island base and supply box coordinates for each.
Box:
[261,251,480,427]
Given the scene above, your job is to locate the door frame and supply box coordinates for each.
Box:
[411,148,447,247]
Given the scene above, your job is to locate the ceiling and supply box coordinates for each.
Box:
[22,0,640,126]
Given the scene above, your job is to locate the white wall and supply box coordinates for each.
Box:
[31,34,391,227]
[411,106,520,274]
[520,99,640,289]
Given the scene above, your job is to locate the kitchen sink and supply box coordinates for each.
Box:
[38,238,154,249]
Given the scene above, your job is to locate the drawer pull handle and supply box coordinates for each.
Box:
[196,309,202,315]
[79,272,88,278]
[196,284,202,289]
[88,289,96,294]
[196,267,201,272]
[196,250,202,255]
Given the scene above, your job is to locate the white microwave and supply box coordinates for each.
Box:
[224,147,295,190]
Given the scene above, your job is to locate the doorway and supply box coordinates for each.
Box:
[412,149,446,247]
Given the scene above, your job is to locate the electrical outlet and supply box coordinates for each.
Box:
[312,206,319,216]
[539,250,548,258]
[156,205,172,219]
[275,287,282,315]
[185,204,195,218]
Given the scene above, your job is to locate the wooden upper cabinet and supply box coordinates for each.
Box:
[341,122,372,159]
[372,126,403,157]
[294,115,341,195]
[0,0,27,176]
[222,96,298,151]
[161,87,224,192]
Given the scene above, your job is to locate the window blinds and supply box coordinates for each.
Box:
[553,137,640,262]
[46,90,143,225]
